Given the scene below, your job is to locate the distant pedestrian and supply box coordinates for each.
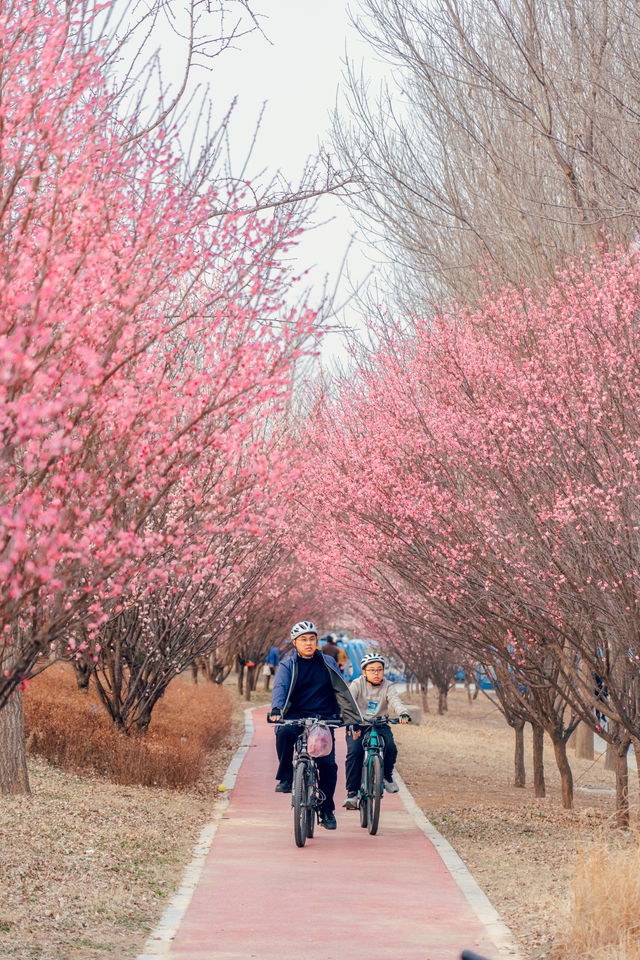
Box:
[263,645,280,692]
[322,633,340,662]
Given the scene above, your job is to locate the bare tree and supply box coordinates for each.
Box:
[335,0,640,308]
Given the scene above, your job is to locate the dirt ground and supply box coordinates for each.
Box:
[395,686,640,960]
[2,682,637,960]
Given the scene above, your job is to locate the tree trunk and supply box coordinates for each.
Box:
[614,744,630,830]
[532,723,545,798]
[437,688,448,714]
[420,682,429,712]
[605,742,616,771]
[512,720,526,788]
[0,686,30,795]
[575,723,594,760]
[551,734,573,809]
[237,662,245,695]
[244,665,255,701]
[633,739,640,823]
[74,659,92,693]
[134,709,152,734]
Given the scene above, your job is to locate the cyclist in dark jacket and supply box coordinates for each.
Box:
[269,620,362,830]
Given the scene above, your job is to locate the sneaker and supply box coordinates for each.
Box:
[320,812,337,830]
[342,793,358,810]
[275,780,292,793]
[383,779,399,793]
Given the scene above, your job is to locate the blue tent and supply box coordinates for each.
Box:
[343,639,367,679]
[342,639,406,682]
[319,637,405,682]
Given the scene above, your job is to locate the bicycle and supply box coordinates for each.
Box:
[268,716,342,848]
[356,715,405,835]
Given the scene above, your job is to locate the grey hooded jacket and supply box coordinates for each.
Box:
[349,676,408,721]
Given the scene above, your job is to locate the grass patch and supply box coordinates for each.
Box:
[558,834,640,960]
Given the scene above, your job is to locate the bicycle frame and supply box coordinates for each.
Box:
[359,717,394,791]
[269,716,342,847]
[357,716,401,834]
[293,726,325,819]
[362,726,385,785]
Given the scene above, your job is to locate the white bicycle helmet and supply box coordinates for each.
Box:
[361,652,386,669]
[290,620,317,641]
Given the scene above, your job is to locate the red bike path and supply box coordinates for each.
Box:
[138,707,521,960]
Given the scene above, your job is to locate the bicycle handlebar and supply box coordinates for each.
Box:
[357,715,411,726]
[267,716,345,727]
[460,951,491,960]
[267,713,410,727]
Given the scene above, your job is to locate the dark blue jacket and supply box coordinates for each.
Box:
[271,649,362,724]
[265,646,280,667]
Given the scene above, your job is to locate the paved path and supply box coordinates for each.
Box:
[139,708,520,960]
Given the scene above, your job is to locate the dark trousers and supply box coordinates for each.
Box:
[345,723,398,793]
[275,725,337,814]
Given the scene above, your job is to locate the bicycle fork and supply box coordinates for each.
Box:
[291,759,326,818]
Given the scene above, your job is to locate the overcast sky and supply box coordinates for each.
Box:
[209,0,381,364]
[130,0,387,366]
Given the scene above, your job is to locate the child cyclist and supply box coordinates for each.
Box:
[343,652,410,809]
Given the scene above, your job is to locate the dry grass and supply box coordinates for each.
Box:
[559,836,640,960]
[395,688,640,960]
[7,675,640,960]
[0,678,247,960]
[23,665,232,788]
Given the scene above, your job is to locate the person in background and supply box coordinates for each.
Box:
[335,645,349,676]
[335,632,350,675]
[322,633,340,662]
[263,645,280,692]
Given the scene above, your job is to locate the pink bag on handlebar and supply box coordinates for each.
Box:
[307,722,333,757]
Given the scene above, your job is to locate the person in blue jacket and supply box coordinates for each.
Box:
[269,619,362,830]
[263,644,280,691]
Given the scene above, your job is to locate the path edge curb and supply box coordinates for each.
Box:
[395,771,522,960]
[135,707,255,959]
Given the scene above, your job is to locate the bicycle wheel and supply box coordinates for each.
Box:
[359,762,369,828]
[306,765,316,838]
[367,754,383,835]
[293,761,308,848]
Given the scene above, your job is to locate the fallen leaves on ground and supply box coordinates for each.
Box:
[396,688,638,960]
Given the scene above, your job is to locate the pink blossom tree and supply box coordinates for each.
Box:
[283,246,640,823]
[0,1,316,792]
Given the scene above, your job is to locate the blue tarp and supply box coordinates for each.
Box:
[319,637,406,682]
[344,639,367,679]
